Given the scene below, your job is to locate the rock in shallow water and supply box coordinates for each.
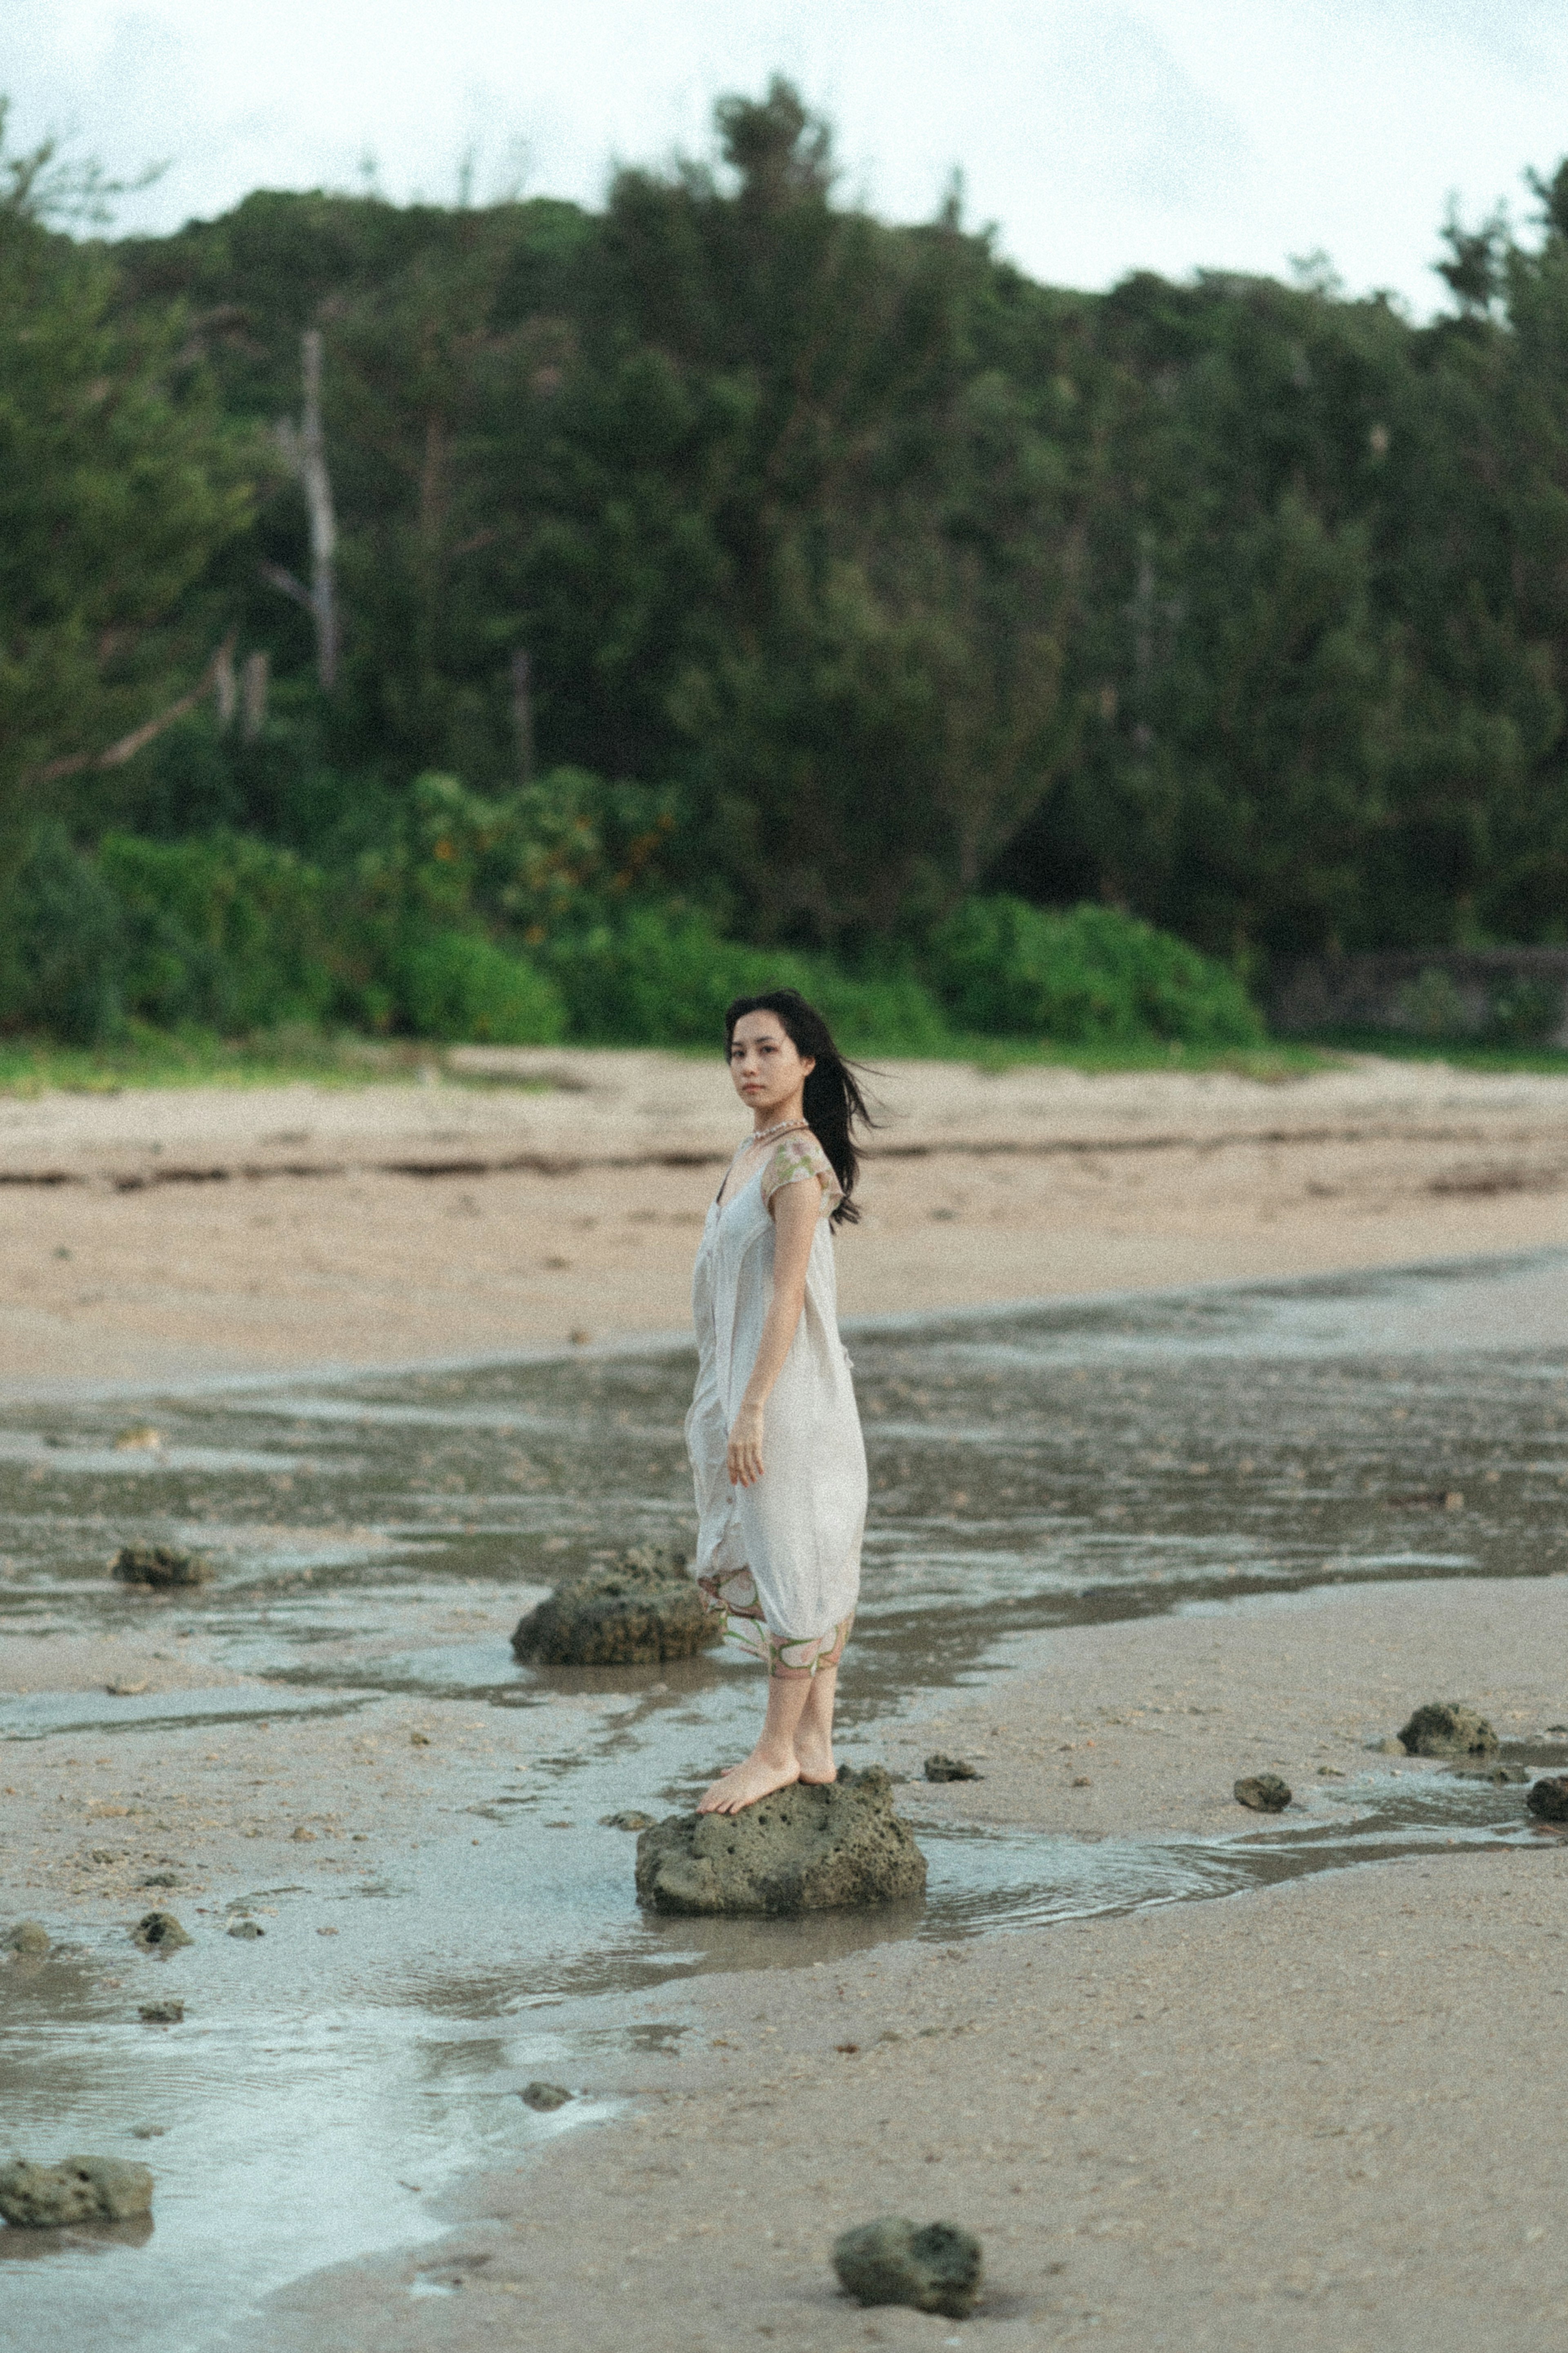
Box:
[511,1546,717,1667]
[1528,1775,1568,1822]
[0,2156,153,2227]
[924,1753,982,1782]
[132,1910,191,1952]
[832,2217,983,2318]
[110,1543,212,1590]
[635,1767,927,1916]
[7,1920,50,1957]
[138,2000,184,2024]
[600,1809,655,1830]
[519,2081,573,2111]
[1397,1702,1498,1758]
[1234,1774,1292,1812]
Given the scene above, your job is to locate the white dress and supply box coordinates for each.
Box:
[685,1131,867,1675]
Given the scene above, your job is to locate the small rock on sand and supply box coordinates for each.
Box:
[519,2082,574,2111]
[138,2000,185,2024]
[110,1544,213,1590]
[1397,1702,1499,1758]
[635,1767,927,1916]
[1527,1775,1568,1823]
[7,1920,50,1956]
[132,1911,192,1952]
[512,1545,717,1667]
[600,1810,655,1830]
[1234,1774,1292,1812]
[832,2217,984,2319]
[227,1920,265,1939]
[0,2156,154,2228]
[923,1753,982,1782]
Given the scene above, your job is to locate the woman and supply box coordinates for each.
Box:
[686,988,872,1815]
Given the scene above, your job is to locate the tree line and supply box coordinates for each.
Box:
[4,79,1568,1040]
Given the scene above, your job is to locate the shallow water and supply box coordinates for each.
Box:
[4,1247,1568,2343]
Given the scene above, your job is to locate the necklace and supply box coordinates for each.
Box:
[739,1115,808,1151]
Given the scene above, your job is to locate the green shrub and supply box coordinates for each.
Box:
[99,832,345,1032]
[0,830,129,1045]
[546,906,953,1051]
[393,930,566,1044]
[805,970,952,1054]
[928,896,1264,1046]
[546,908,806,1044]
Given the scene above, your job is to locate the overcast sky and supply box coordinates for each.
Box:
[5,1,1566,312]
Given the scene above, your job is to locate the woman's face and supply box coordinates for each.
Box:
[728,1011,815,1120]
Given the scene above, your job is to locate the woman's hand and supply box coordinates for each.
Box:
[727,1401,765,1488]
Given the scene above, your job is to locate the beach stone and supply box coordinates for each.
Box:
[7,1919,50,1956]
[600,1810,655,1830]
[132,1910,192,1952]
[1527,1775,1568,1822]
[1234,1774,1292,1812]
[110,1543,213,1590]
[0,2156,154,2228]
[832,2217,983,2319]
[138,2000,185,2024]
[511,1545,717,1667]
[519,2081,573,2111]
[227,1919,265,1939]
[635,1766,927,1916]
[1374,1736,1406,1755]
[924,1753,982,1782]
[1397,1702,1499,1758]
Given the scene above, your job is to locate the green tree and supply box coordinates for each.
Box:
[0,110,256,863]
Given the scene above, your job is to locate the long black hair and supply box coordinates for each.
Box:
[724,988,875,1227]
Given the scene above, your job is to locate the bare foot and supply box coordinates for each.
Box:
[793,1729,837,1785]
[697,1750,800,1814]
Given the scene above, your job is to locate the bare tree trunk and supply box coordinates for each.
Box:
[214,639,237,732]
[241,651,270,743]
[33,635,238,783]
[510,647,535,786]
[264,330,340,691]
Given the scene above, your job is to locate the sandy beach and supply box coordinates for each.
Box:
[239,1581,1568,2351]
[4,1051,1568,2348]
[2,1049,1568,1389]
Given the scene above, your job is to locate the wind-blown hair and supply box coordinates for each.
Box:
[724,988,874,1227]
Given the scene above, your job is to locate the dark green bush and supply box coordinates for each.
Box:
[804,970,951,1055]
[546,907,809,1044]
[393,929,566,1044]
[0,830,129,1045]
[545,906,951,1051]
[99,832,346,1032]
[928,896,1264,1046]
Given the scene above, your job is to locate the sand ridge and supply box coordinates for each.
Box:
[4,1051,1568,1389]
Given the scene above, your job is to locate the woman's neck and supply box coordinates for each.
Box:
[750,1103,806,1138]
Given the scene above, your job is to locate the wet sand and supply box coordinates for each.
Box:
[5,1056,1568,2344]
[230,1577,1568,2353]
[3,1050,1568,1387]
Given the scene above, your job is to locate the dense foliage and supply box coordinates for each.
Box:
[6,81,1568,1046]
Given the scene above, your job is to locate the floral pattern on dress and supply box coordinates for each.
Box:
[697,1564,853,1679]
[760,1132,841,1216]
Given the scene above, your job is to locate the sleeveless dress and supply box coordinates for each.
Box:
[685,1131,867,1676]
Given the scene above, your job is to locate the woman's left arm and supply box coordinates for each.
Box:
[726,1177,820,1488]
